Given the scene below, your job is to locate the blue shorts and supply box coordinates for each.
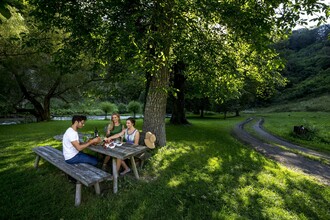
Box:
[65,152,98,166]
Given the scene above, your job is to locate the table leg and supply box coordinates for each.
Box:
[130,156,139,179]
[112,157,118,193]
[75,181,82,206]
[34,155,40,168]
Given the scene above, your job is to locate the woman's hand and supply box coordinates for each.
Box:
[104,137,112,143]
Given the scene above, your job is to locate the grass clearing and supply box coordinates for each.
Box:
[242,116,330,165]
[254,112,330,154]
[0,116,329,219]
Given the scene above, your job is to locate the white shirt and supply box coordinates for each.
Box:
[124,129,137,144]
[62,127,79,160]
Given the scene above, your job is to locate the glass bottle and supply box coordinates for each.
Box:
[94,127,99,137]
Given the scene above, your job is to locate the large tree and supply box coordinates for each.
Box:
[29,0,329,145]
[0,3,106,121]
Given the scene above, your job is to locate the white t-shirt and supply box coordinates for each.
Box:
[62,127,79,160]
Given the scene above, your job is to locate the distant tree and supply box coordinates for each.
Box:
[0,4,105,121]
[117,103,127,114]
[274,25,330,103]
[169,61,190,124]
[127,101,141,119]
[99,102,117,120]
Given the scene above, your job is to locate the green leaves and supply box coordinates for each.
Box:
[0,3,11,20]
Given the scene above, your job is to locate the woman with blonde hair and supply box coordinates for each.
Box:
[102,113,124,170]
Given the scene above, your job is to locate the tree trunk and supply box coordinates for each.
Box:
[13,71,47,121]
[142,1,174,146]
[170,62,189,125]
[13,70,60,121]
[42,95,51,121]
[143,65,170,147]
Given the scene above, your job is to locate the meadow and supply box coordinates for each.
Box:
[255,112,330,154]
[0,113,329,219]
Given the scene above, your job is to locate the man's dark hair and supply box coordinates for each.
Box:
[72,115,87,124]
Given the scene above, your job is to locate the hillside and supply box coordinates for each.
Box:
[270,24,330,111]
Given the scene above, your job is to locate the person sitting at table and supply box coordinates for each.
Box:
[63,115,101,166]
[104,117,140,175]
[102,113,125,170]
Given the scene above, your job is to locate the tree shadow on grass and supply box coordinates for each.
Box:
[91,120,330,219]
[0,118,329,219]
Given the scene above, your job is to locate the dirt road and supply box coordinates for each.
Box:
[232,118,330,185]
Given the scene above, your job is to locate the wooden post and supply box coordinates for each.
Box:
[130,156,139,179]
[94,183,100,195]
[112,158,118,193]
[34,155,40,168]
[75,182,82,206]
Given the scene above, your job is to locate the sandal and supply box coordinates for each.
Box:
[120,168,131,176]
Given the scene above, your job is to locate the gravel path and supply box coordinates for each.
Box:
[232,118,330,186]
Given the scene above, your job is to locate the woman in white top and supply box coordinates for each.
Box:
[104,117,140,175]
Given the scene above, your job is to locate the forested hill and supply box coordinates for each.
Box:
[271,24,330,111]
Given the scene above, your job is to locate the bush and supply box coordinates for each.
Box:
[127,101,142,118]
[99,102,118,119]
[118,103,127,114]
[291,120,319,141]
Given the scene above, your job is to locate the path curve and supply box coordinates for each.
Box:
[232,118,330,186]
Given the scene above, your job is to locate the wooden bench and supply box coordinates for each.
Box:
[32,146,112,206]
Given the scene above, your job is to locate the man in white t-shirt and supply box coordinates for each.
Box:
[63,115,100,166]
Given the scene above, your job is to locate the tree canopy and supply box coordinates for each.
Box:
[2,0,329,145]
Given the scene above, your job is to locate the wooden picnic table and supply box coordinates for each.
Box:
[89,143,148,193]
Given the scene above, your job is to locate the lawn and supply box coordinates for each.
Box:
[255,112,330,154]
[0,115,329,219]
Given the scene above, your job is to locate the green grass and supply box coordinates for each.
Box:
[253,112,330,154]
[0,116,330,219]
[261,94,330,113]
[242,116,330,165]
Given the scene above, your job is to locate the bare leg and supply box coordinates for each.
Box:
[103,155,111,164]
[121,161,129,170]
[102,156,111,170]
[120,160,131,175]
[116,158,122,172]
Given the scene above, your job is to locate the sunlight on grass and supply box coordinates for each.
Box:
[262,207,300,220]
[206,157,222,172]
[167,177,182,187]
[1,117,330,219]
[258,112,330,153]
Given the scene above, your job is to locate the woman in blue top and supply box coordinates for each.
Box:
[104,117,140,175]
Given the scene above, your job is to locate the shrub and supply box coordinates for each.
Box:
[291,120,319,141]
[99,102,118,119]
[127,101,142,118]
[118,103,127,114]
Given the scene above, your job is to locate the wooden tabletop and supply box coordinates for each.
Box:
[88,143,148,160]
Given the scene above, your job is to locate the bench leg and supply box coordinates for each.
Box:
[34,155,40,168]
[75,182,82,206]
[94,183,100,195]
[130,156,139,179]
[112,157,118,193]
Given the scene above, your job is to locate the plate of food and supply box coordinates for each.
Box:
[104,142,115,149]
